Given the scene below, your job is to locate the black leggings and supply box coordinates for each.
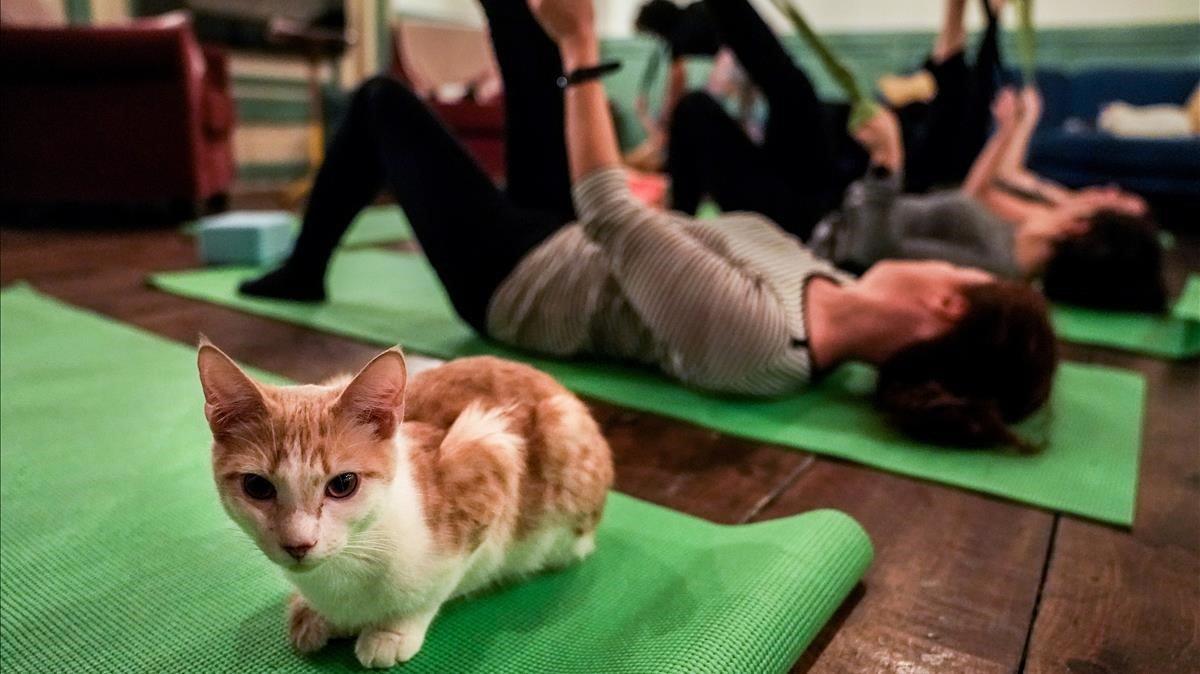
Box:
[666,0,838,240]
[286,0,571,333]
[900,8,1003,192]
[666,0,1003,232]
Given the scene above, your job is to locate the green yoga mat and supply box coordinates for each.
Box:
[185,205,413,248]
[151,250,1146,525]
[1172,274,1200,323]
[1052,274,1200,359]
[340,205,413,247]
[0,285,871,673]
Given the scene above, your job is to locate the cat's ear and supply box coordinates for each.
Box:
[197,340,266,438]
[334,347,407,439]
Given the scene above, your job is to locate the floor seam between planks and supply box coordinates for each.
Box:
[1017,515,1061,673]
[739,453,817,524]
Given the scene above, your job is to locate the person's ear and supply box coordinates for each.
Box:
[928,288,969,324]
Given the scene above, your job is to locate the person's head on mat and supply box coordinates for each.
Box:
[811,260,1057,449]
[1041,209,1167,313]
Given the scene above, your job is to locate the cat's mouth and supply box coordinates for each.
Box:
[284,558,322,573]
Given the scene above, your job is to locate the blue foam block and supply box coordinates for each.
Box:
[195,211,296,266]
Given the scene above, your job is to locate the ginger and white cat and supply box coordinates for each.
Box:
[197,343,613,668]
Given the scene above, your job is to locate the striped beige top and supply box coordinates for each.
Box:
[486,167,849,395]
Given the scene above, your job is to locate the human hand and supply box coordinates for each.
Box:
[853,106,904,175]
[1019,85,1043,125]
[1073,185,1149,217]
[992,87,1019,127]
[528,0,596,58]
[1015,204,1092,275]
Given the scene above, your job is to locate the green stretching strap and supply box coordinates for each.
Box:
[0,285,872,673]
[151,250,1146,525]
[1014,0,1037,84]
[768,0,880,132]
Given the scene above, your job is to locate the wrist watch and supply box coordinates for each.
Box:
[557,61,622,89]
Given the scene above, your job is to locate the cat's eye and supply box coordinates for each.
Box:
[241,474,276,500]
[326,472,359,499]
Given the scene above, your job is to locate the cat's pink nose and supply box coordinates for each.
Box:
[283,543,314,560]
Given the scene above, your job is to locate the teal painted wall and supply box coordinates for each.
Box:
[235,22,1199,175]
[64,0,92,24]
[604,23,1200,146]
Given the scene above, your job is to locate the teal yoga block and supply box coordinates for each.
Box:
[196,211,296,266]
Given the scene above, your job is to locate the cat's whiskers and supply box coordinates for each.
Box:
[341,541,394,557]
[267,419,280,468]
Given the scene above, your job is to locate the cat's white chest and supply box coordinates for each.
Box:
[288,458,446,629]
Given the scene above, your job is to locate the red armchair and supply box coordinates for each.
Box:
[0,12,235,211]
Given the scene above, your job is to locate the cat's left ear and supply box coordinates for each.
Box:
[334,347,408,439]
[197,340,267,439]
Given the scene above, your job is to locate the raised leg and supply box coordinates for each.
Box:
[667,92,823,238]
[702,0,837,218]
[478,0,574,220]
[240,77,567,332]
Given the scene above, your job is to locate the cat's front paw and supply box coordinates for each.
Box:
[354,628,426,668]
[287,596,330,654]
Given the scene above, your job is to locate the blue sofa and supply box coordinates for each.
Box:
[1025,67,1199,200]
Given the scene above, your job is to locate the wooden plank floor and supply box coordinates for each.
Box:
[2,218,1196,673]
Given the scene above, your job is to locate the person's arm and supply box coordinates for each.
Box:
[989,87,1088,205]
[996,86,1041,179]
[526,0,629,180]
[634,56,686,137]
[962,88,1021,198]
[852,107,904,175]
[1012,200,1096,277]
[980,185,1051,225]
[706,47,738,98]
[573,169,795,387]
[529,0,794,387]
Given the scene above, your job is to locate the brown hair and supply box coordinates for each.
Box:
[1042,210,1166,313]
[875,281,1058,450]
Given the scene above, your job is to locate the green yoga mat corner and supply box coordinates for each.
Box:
[150,250,1145,526]
[0,285,871,673]
[1172,274,1200,323]
[1052,272,1200,360]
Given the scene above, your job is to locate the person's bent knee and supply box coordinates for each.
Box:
[354,75,423,114]
[671,91,725,130]
[672,91,724,143]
